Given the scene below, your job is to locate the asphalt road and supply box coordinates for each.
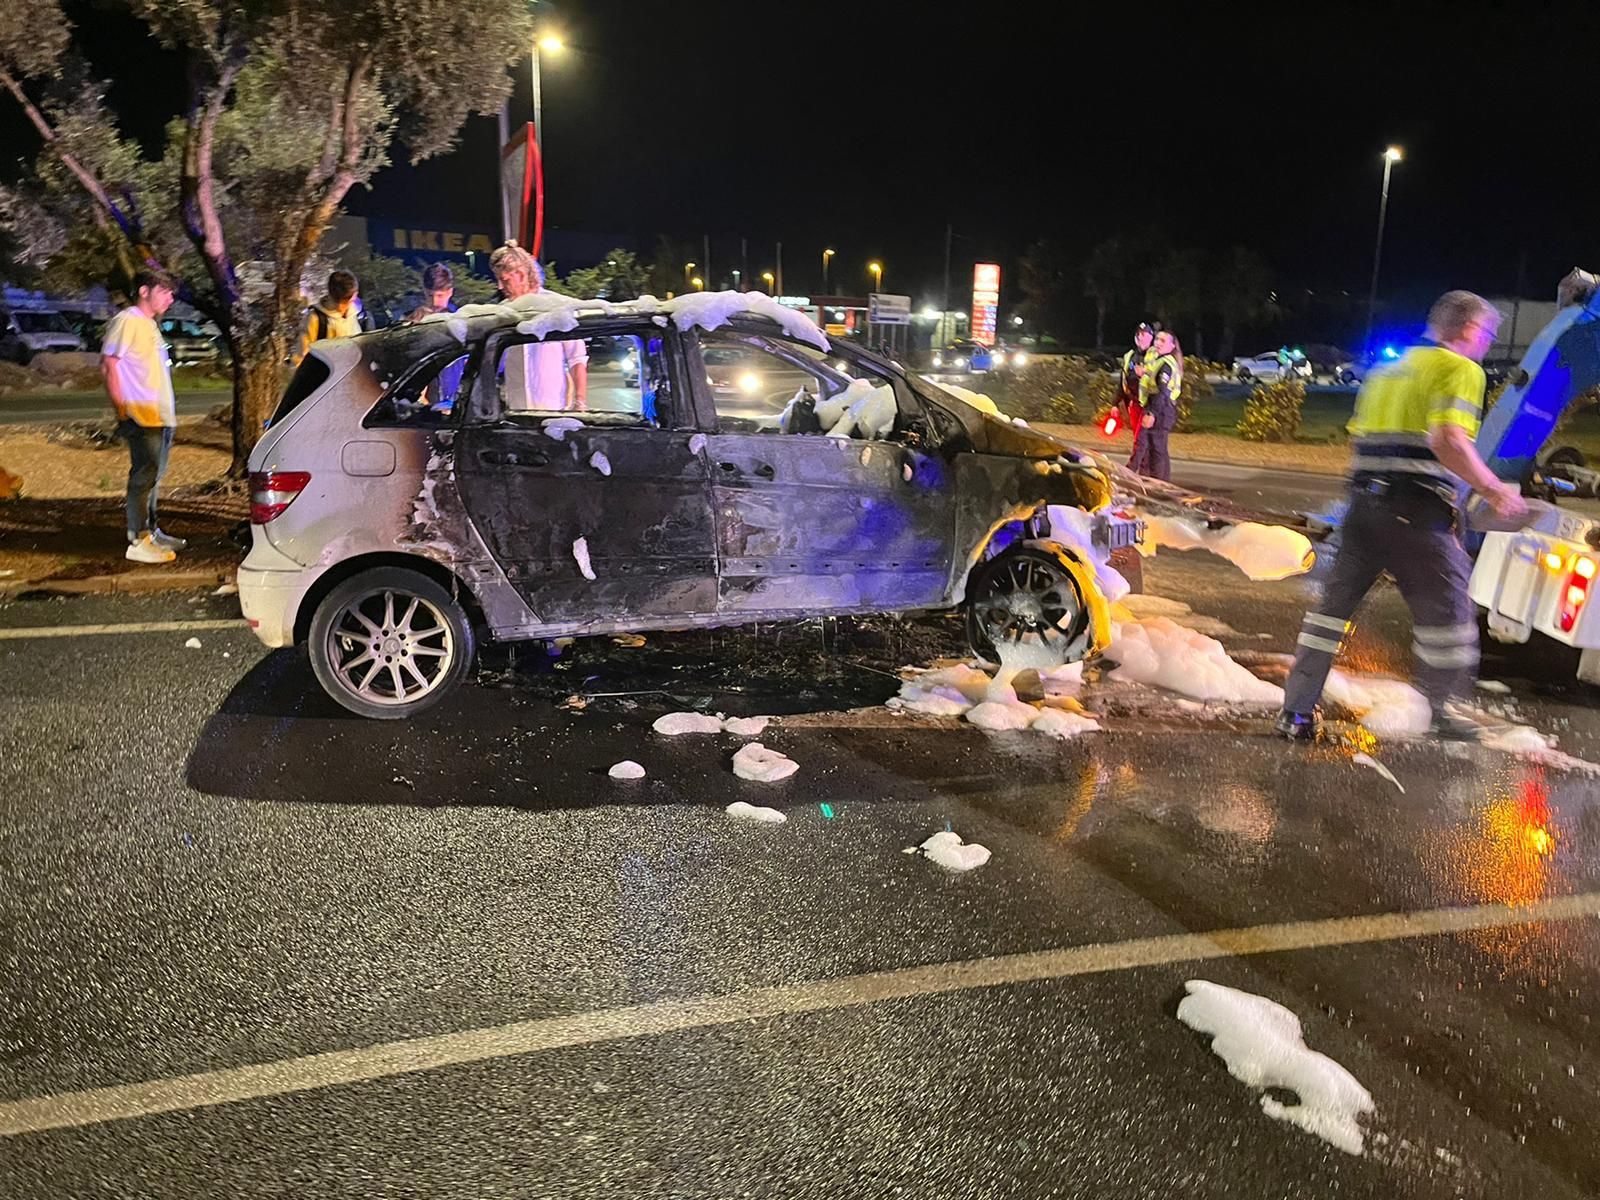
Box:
[2,547,1599,1197]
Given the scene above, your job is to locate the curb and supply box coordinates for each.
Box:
[0,567,233,599]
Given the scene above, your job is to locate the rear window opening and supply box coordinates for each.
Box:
[269,355,333,427]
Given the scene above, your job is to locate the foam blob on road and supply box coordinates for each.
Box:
[965,689,1042,731]
[722,715,771,737]
[608,760,646,780]
[1178,979,1374,1156]
[1323,670,1431,737]
[726,801,787,823]
[1032,708,1102,739]
[653,711,724,735]
[572,537,596,581]
[184,637,202,649]
[731,742,798,782]
[1144,516,1315,582]
[918,830,992,872]
[1107,618,1283,705]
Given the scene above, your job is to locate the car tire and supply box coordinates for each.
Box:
[965,546,1091,666]
[308,566,476,719]
[1236,368,1252,383]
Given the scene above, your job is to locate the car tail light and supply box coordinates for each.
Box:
[1558,555,1595,632]
[249,471,311,524]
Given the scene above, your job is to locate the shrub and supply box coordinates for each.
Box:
[1175,357,1223,433]
[986,356,1115,424]
[1237,378,1306,442]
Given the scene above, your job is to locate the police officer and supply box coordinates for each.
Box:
[1129,329,1182,480]
[1277,290,1526,741]
[1120,322,1155,467]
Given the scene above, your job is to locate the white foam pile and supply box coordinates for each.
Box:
[184,637,202,649]
[915,830,991,872]
[1033,708,1102,739]
[731,742,798,782]
[889,660,1102,739]
[688,433,707,455]
[1106,618,1283,705]
[1478,724,1600,775]
[651,712,772,736]
[1144,515,1315,582]
[1476,679,1511,694]
[813,379,897,441]
[572,537,596,581]
[1322,670,1431,737]
[1116,594,1238,639]
[888,664,993,716]
[542,417,584,442]
[965,692,1041,730]
[1177,980,1374,1156]
[932,383,1005,418]
[1047,503,1130,605]
[589,451,611,476]
[653,711,724,735]
[1351,753,1404,793]
[726,800,787,823]
[608,760,646,780]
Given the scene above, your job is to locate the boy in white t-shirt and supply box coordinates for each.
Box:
[102,269,181,564]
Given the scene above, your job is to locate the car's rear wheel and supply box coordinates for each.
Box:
[1236,367,1252,383]
[965,547,1090,666]
[308,567,475,719]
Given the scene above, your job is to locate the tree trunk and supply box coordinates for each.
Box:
[1219,323,1236,363]
[1094,299,1106,350]
[229,334,288,477]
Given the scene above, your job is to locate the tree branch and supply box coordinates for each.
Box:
[180,51,246,319]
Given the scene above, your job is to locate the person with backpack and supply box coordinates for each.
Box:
[295,270,362,364]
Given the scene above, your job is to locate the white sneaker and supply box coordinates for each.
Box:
[126,535,176,564]
[151,528,188,551]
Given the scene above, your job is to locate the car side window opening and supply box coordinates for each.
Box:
[494,330,669,427]
[699,330,901,440]
[365,348,470,428]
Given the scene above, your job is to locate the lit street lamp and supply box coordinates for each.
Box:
[1364,145,1403,353]
[822,247,835,292]
[692,276,704,291]
[532,34,564,148]
[684,261,696,287]
[761,271,775,293]
[868,261,883,292]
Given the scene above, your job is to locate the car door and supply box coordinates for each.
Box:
[454,320,718,626]
[689,327,957,617]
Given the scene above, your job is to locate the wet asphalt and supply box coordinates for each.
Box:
[2,546,1600,1199]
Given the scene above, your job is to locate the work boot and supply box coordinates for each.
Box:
[1429,708,1482,742]
[1274,709,1320,741]
[125,534,176,564]
[151,528,188,551]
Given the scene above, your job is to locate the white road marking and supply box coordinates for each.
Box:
[3,891,1597,1137]
[0,619,246,642]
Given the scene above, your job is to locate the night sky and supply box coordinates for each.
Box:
[11,1,1600,332]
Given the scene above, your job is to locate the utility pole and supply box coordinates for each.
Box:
[740,237,748,292]
[776,241,784,295]
[703,233,711,291]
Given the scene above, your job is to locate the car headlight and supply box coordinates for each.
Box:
[1013,352,1029,367]
[932,354,944,367]
[953,356,967,369]
[738,372,761,394]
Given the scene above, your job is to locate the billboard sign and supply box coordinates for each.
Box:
[971,263,1000,346]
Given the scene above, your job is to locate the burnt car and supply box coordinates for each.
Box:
[240,293,1143,717]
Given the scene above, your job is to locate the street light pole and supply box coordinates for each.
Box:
[1364,145,1403,353]
[822,248,834,293]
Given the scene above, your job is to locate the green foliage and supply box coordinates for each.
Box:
[1174,358,1223,433]
[451,272,498,305]
[558,250,650,301]
[334,245,418,311]
[988,357,1116,424]
[1237,378,1307,442]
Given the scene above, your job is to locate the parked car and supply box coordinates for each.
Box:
[158,317,223,364]
[1233,349,1313,384]
[0,306,86,363]
[240,296,1144,717]
[56,308,108,352]
[931,340,997,372]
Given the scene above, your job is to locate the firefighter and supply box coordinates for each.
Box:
[1119,322,1156,464]
[1276,290,1526,742]
[1129,329,1182,480]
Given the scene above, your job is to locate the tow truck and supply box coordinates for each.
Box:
[1468,269,1600,685]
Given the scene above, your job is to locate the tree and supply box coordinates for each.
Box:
[558,249,650,301]
[1018,237,1074,342]
[333,246,419,324]
[1082,236,1134,349]
[0,0,534,473]
[1212,246,1275,361]
[1145,248,1207,353]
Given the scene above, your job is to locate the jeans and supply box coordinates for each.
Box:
[120,420,174,541]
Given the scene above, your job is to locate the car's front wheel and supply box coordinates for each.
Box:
[1236,367,1252,383]
[965,547,1091,666]
[308,567,475,719]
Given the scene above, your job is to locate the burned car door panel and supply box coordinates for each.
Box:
[454,323,718,625]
